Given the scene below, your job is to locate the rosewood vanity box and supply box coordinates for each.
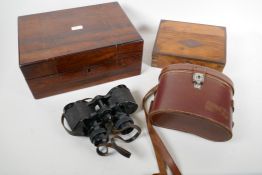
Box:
[152,20,226,71]
[18,2,143,99]
[143,63,234,175]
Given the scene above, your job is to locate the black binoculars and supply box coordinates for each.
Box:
[61,85,141,158]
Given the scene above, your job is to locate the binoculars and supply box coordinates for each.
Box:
[61,85,141,158]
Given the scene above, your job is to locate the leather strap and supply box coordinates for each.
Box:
[96,123,141,158]
[112,124,142,143]
[143,86,181,175]
[96,138,131,158]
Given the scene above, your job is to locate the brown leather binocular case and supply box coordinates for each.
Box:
[143,63,234,175]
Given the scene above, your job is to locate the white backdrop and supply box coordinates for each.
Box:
[0,0,262,174]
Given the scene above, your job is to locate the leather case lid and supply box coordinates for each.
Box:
[160,63,234,92]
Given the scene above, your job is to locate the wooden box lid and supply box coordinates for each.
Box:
[152,20,226,70]
[18,2,142,79]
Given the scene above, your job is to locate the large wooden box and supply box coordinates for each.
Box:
[18,2,143,99]
[152,20,226,71]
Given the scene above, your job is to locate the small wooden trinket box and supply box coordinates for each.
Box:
[18,2,143,99]
[152,20,226,71]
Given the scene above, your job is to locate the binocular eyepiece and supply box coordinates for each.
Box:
[61,85,141,158]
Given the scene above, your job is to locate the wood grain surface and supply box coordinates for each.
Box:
[18,2,143,98]
[152,20,226,71]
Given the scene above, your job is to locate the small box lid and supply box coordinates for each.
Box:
[153,20,226,65]
[18,2,142,79]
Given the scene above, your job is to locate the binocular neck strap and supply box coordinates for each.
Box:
[112,124,141,143]
[96,138,131,158]
[143,85,181,175]
[97,124,141,158]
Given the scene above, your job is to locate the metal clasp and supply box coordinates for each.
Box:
[193,73,205,89]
